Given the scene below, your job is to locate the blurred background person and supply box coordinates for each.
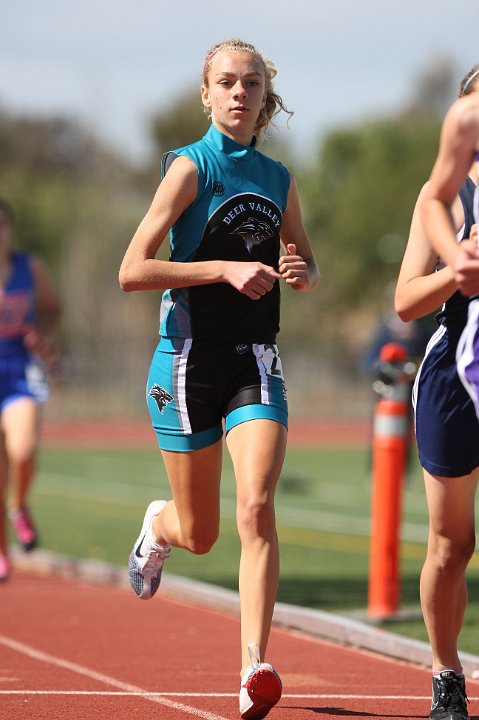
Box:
[0,198,61,581]
[361,281,432,379]
[360,281,432,478]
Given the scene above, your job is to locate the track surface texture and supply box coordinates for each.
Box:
[2,570,479,720]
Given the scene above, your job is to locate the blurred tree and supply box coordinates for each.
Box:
[135,91,209,188]
[150,91,210,154]
[0,109,138,271]
[402,56,456,120]
[281,52,461,361]
[303,117,441,307]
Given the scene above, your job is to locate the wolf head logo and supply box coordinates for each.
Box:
[148,384,173,413]
[231,217,273,253]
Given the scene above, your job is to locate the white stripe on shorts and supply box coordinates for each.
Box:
[251,343,284,405]
[252,343,270,404]
[177,338,192,434]
[412,323,446,418]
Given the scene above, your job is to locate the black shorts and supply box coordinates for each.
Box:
[146,337,288,452]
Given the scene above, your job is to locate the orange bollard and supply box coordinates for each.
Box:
[368,342,412,620]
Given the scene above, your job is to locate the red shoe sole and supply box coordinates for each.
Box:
[242,669,282,719]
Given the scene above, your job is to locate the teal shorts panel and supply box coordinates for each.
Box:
[225,403,288,433]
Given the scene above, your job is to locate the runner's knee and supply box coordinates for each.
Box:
[427,533,476,573]
[236,495,276,541]
[182,526,219,555]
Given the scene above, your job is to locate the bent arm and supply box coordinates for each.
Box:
[25,256,62,358]
[395,183,458,321]
[119,155,281,300]
[421,98,479,268]
[119,156,228,292]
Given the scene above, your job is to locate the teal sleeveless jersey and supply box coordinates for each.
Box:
[159,124,291,343]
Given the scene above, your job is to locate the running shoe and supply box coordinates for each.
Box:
[0,554,11,582]
[128,500,170,600]
[430,669,469,720]
[239,644,282,720]
[10,507,38,551]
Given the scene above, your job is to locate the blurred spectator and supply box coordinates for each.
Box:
[0,198,61,581]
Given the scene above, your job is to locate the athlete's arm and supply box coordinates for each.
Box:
[120,155,204,291]
[24,256,62,360]
[395,182,459,321]
[119,155,280,300]
[279,175,320,292]
[421,97,479,268]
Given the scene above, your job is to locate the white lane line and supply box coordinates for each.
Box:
[0,634,229,720]
[1,690,468,701]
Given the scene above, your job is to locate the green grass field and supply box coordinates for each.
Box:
[25,441,479,656]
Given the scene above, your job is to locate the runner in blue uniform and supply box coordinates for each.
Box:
[120,39,319,720]
[398,67,479,720]
[0,198,61,580]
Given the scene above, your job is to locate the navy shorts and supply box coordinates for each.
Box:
[413,323,479,477]
[0,354,50,411]
[146,338,288,452]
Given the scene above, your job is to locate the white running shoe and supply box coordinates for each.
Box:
[239,644,282,720]
[128,500,170,600]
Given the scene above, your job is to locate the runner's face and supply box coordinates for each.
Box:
[202,50,266,144]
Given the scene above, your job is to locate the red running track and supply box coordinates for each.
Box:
[41,418,370,449]
[2,570,478,720]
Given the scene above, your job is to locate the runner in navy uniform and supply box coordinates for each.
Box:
[397,66,479,720]
[120,39,319,720]
[0,199,61,580]
[422,69,479,412]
